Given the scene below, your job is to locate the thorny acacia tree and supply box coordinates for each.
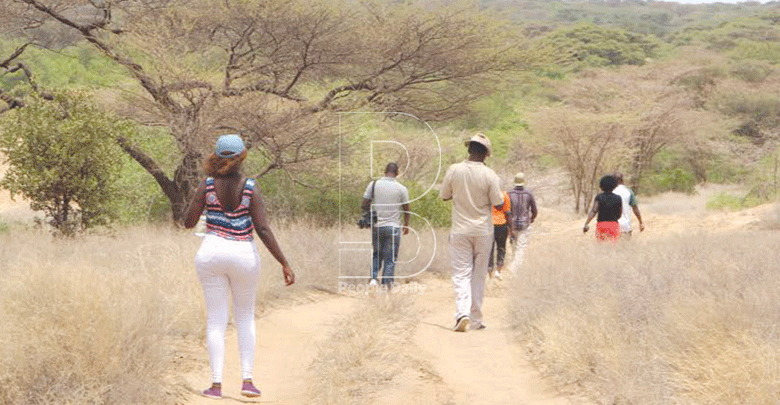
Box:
[7,0,527,222]
[537,65,701,210]
[534,110,626,213]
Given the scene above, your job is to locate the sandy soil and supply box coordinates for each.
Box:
[396,278,577,405]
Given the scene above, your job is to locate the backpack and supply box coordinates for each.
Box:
[508,188,532,231]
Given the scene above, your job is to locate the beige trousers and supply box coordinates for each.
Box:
[448,232,493,328]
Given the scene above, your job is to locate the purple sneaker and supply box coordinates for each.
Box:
[241,381,261,398]
[202,384,222,399]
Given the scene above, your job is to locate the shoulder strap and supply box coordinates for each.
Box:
[244,178,256,192]
[370,180,377,200]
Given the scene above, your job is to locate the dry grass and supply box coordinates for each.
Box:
[0,226,202,405]
[0,222,357,405]
[509,232,780,405]
[309,294,417,405]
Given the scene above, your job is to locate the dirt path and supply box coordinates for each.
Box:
[178,274,581,405]
[178,295,357,404]
[407,277,577,405]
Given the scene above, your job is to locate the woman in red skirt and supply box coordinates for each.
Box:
[583,175,623,242]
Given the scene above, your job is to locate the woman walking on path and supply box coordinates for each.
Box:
[184,134,295,399]
[583,175,623,243]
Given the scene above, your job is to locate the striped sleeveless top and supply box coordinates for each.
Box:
[204,177,255,241]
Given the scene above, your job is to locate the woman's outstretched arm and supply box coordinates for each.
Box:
[250,185,295,285]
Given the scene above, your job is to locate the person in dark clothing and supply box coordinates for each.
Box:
[507,172,537,274]
[488,190,511,279]
[583,175,622,242]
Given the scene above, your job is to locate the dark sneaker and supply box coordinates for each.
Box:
[454,316,470,332]
[241,381,261,398]
[202,385,222,399]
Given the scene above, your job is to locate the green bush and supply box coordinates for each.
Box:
[714,93,780,128]
[407,183,450,229]
[639,149,698,195]
[543,24,661,69]
[114,163,172,224]
[0,90,129,235]
[730,40,780,63]
[673,66,725,92]
[706,191,744,210]
[705,154,748,184]
[705,188,776,211]
[672,15,780,60]
[654,168,696,194]
[253,169,342,226]
[730,62,774,83]
[745,182,779,204]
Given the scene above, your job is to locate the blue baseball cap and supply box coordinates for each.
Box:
[215,134,245,158]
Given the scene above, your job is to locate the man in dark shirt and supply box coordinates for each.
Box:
[583,175,623,242]
[507,172,537,274]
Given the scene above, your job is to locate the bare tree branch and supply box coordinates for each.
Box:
[115,135,179,199]
[8,0,529,222]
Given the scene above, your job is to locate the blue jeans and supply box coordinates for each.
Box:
[372,226,401,285]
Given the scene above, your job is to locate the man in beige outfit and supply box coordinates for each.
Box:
[440,133,503,332]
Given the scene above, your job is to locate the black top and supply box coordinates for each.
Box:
[595,192,622,222]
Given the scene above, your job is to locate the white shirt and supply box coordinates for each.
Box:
[440,160,503,236]
[613,184,637,233]
[363,177,409,228]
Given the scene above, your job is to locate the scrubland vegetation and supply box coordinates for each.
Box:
[2,0,780,404]
[0,222,450,405]
[2,0,779,229]
[511,232,780,405]
[0,223,358,405]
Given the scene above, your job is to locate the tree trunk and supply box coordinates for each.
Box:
[171,150,203,223]
[116,136,202,224]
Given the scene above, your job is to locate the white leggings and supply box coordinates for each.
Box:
[195,235,261,383]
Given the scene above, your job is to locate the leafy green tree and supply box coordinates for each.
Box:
[0,90,128,235]
[544,24,660,68]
